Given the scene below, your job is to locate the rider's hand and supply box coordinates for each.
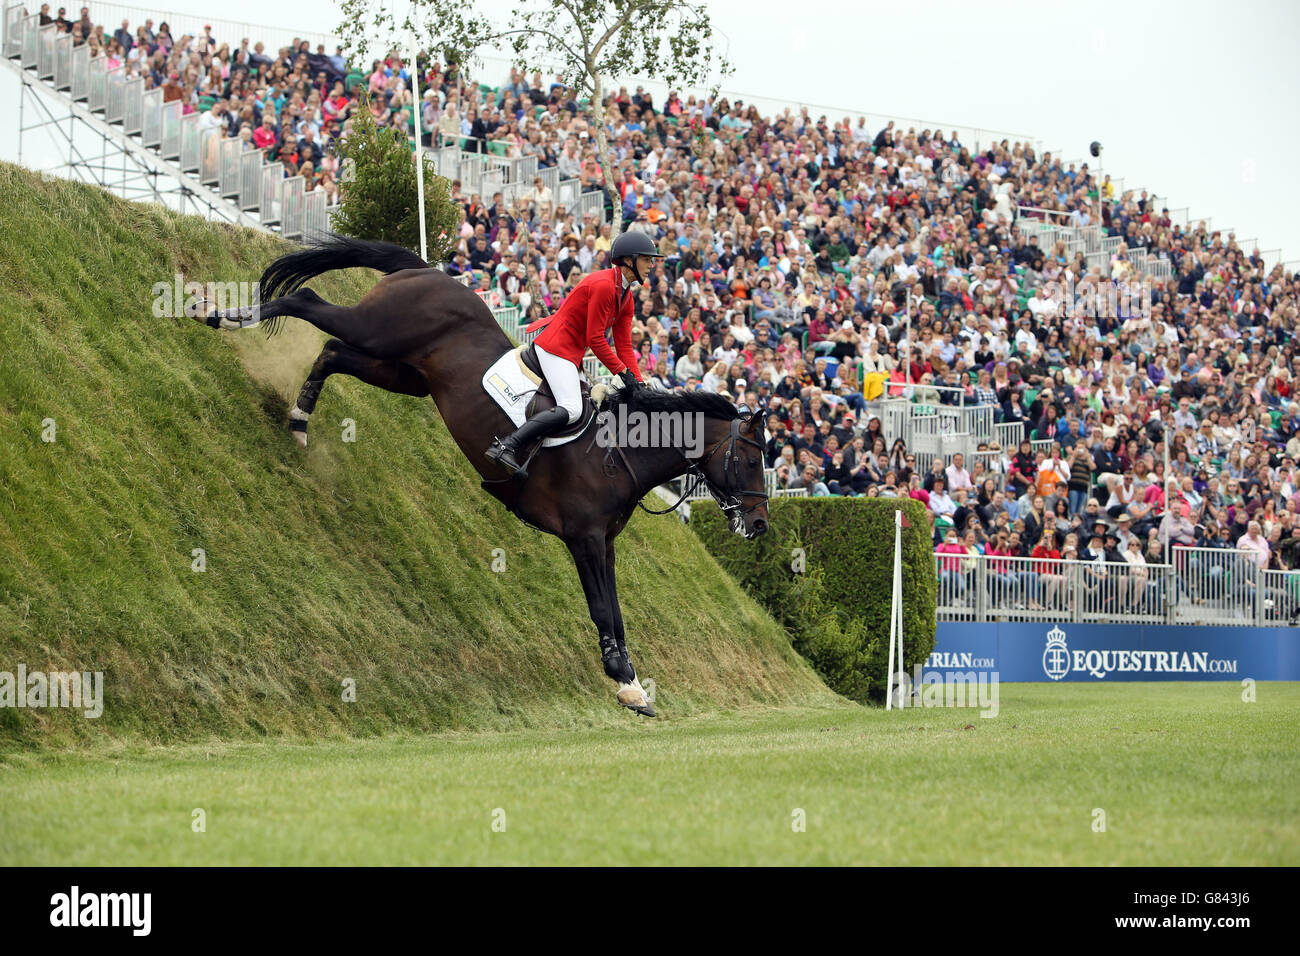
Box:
[619,370,640,390]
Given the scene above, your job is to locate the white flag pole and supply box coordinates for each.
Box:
[886,509,901,710]
[408,40,428,263]
[894,510,905,708]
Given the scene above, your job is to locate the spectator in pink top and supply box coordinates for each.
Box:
[1237,521,1271,568]
[936,529,968,600]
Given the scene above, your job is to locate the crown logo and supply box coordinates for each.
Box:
[1046,625,1067,645]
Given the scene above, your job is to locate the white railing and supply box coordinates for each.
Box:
[994,420,1024,452]
[937,550,1299,627]
[7,8,340,237]
[1167,546,1270,627]
[938,553,1168,624]
[24,0,338,55]
[1260,569,1300,626]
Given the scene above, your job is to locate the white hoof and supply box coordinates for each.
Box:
[616,684,649,708]
[616,676,654,714]
[289,406,309,447]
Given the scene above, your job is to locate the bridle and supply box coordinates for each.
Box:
[635,413,771,533]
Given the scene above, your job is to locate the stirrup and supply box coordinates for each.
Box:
[486,438,528,479]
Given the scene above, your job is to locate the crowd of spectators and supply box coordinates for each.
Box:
[36,6,1300,603]
[34,3,386,202]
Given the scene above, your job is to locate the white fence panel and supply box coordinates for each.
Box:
[140,87,163,147]
[305,189,328,238]
[105,65,126,124]
[280,176,306,239]
[260,162,284,224]
[53,30,71,90]
[36,21,55,79]
[239,150,262,210]
[219,137,242,198]
[71,42,90,101]
[180,112,201,171]
[160,100,182,160]
[122,76,144,135]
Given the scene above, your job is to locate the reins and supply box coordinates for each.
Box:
[616,413,771,520]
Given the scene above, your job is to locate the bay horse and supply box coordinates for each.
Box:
[202,235,769,716]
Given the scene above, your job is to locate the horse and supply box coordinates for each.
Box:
[200,235,770,716]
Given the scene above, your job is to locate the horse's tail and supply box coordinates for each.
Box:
[258,234,430,336]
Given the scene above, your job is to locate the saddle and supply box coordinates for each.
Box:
[516,343,603,438]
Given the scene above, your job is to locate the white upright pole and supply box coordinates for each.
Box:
[886,512,898,712]
[409,41,428,263]
[886,508,902,709]
[894,511,905,708]
[903,307,912,388]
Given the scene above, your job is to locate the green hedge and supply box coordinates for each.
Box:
[691,497,936,703]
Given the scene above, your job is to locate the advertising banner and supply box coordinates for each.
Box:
[927,622,1300,682]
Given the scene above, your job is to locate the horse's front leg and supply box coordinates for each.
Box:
[565,535,654,716]
[605,540,654,716]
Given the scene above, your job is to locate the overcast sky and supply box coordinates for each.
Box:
[4,0,1297,261]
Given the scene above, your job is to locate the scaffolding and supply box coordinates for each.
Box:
[3,4,330,237]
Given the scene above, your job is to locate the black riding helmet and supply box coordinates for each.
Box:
[609,230,664,283]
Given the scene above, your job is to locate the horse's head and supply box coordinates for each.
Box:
[700,408,769,539]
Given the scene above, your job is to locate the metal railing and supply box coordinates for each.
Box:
[994,420,1024,452]
[19,0,338,54]
[7,9,341,236]
[1166,546,1283,627]
[936,550,1299,627]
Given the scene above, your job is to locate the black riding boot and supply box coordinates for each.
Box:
[485,406,571,478]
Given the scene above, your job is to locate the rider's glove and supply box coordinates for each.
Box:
[618,369,640,390]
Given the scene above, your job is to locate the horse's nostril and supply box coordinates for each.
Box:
[753,520,767,534]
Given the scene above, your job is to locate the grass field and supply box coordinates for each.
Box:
[2,683,1297,866]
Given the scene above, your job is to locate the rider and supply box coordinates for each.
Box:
[485,230,664,477]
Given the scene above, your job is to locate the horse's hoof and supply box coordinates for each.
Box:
[617,683,655,717]
[618,697,656,717]
[289,407,309,447]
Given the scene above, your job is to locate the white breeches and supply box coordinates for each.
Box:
[534,344,583,423]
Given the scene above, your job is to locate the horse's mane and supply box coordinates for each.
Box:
[605,386,741,421]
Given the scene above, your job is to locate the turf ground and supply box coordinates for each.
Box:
[2,683,1296,866]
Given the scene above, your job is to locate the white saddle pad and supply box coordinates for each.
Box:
[481,346,587,448]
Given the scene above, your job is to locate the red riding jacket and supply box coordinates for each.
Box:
[525,267,642,380]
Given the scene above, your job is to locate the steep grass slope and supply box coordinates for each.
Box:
[0,162,838,749]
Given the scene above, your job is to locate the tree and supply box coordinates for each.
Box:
[338,0,732,236]
[330,90,462,263]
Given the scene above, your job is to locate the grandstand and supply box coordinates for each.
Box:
[5,2,1298,631]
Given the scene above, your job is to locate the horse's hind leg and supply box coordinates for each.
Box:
[290,339,429,447]
[206,287,367,344]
